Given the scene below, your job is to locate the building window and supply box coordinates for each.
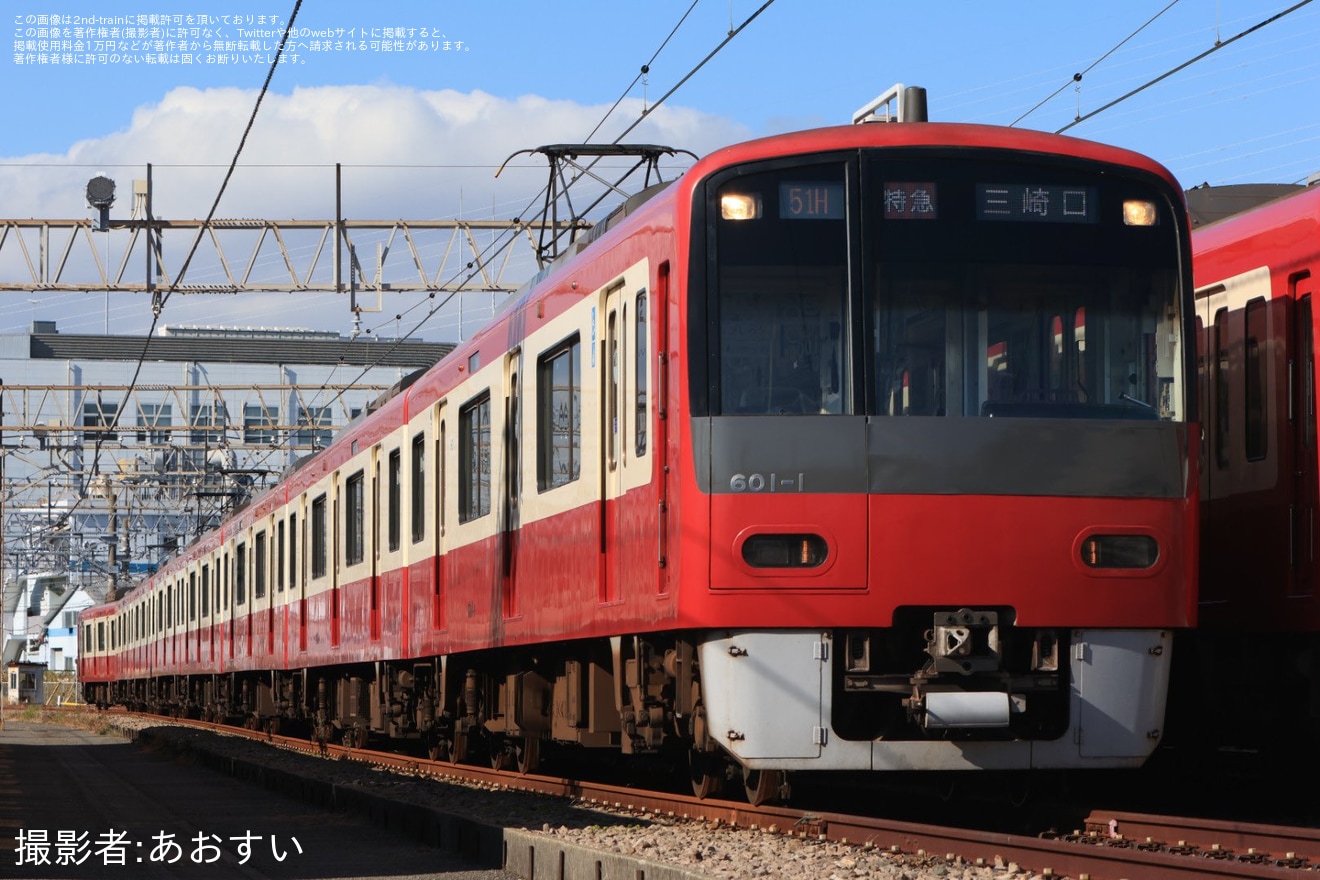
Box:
[82,397,118,441]
[410,432,425,544]
[538,336,581,490]
[243,403,276,445]
[311,494,327,578]
[346,471,365,565]
[136,403,173,444]
[459,393,491,522]
[294,405,333,448]
[189,402,229,445]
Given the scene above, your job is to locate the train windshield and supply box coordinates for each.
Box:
[706,152,1186,421]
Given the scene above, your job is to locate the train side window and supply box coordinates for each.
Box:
[1245,297,1267,461]
[636,290,648,456]
[254,531,267,600]
[1214,307,1230,469]
[411,432,425,544]
[277,520,286,593]
[459,393,492,522]
[388,448,402,552]
[289,512,298,590]
[537,335,582,490]
[235,541,247,605]
[346,470,366,564]
[311,494,328,578]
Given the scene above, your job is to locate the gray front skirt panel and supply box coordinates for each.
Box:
[696,415,1186,498]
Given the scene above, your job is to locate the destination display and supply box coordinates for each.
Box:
[976,184,1097,223]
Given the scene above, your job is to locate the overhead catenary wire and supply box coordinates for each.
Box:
[1011,0,1184,128]
[1056,0,1313,135]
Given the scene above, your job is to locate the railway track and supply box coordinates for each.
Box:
[44,707,1320,880]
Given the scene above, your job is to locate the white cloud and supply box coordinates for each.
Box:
[2,84,751,339]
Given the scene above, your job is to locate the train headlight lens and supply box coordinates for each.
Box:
[1080,534,1158,569]
[742,533,828,568]
[1122,199,1158,226]
[720,193,761,221]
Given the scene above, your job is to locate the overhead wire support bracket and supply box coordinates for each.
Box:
[497,143,696,267]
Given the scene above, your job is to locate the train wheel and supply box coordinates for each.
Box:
[447,730,468,765]
[490,736,513,771]
[515,736,541,774]
[742,767,784,806]
[689,751,722,799]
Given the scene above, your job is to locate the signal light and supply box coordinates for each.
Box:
[1080,534,1158,569]
[742,533,827,568]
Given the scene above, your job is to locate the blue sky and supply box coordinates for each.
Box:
[4,0,1319,340]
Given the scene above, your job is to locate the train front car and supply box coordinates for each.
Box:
[679,123,1198,789]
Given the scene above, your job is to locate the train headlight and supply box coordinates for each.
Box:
[741,533,828,568]
[720,193,762,221]
[1122,199,1158,226]
[1080,534,1158,569]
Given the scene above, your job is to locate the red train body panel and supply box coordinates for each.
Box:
[1176,182,1320,757]
[81,118,1198,792]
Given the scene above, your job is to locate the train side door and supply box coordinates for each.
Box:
[1293,286,1317,597]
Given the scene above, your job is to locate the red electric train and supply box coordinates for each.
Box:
[80,94,1200,803]
[1174,179,1320,764]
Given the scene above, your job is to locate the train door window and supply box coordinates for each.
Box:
[459,393,492,522]
[346,470,366,564]
[438,416,447,537]
[608,301,621,468]
[288,513,298,590]
[201,564,209,616]
[388,449,402,552]
[537,335,582,490]
[254,531,267,600]
[277,520,286,593]
[411,432,425,543]
[1215,307,1230,469]
[635,290,648,456]
[311,494,327,578]
[508,368,520,503]
[189,573,197,621]
[1246,297,1267,461]
[97,621,105,651]
[235,542,247,605]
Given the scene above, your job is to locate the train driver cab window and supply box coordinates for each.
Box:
[866,160,1185,421]
[713,163,850,415]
